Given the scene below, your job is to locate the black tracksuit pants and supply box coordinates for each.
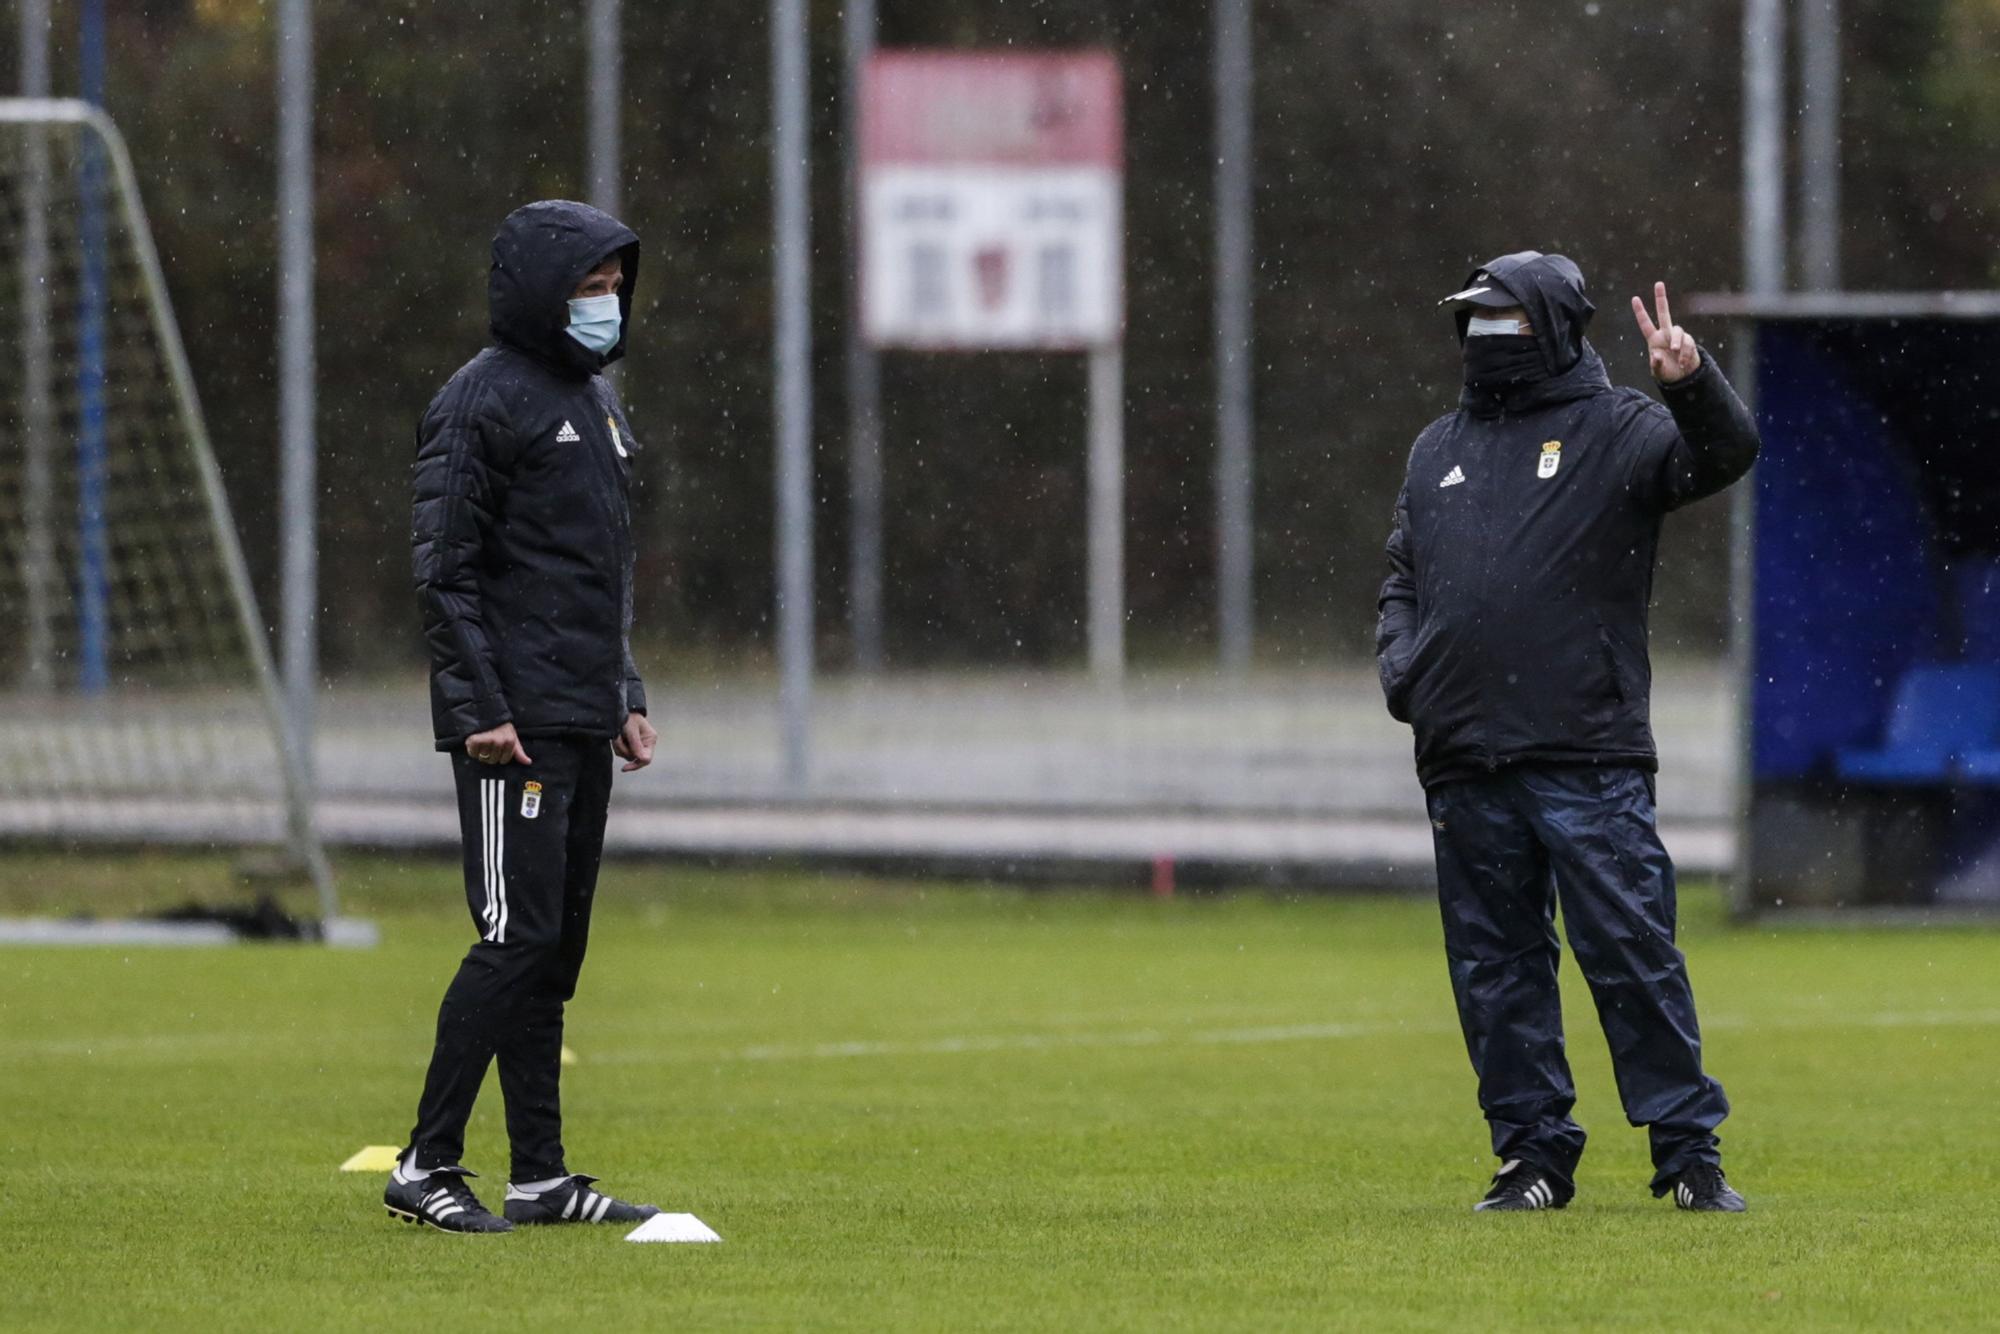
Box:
[1426,765,1729,1195]
[407,737,613,1180]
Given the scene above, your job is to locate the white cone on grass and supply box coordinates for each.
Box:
[626,1213,723,1243]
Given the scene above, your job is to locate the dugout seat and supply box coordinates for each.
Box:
[1834,663,2000,786]
[1958,749,2000,784]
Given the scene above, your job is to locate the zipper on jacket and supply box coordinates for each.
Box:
[1473,411,1502,772]
[608,399,637,724]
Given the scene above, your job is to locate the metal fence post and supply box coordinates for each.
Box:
[1212,0,1255,673]
[277,0,318,794]
[772,0,815,787]
[1743,0,1787,298]
[1088,343,1125,683]
[588,0,622,217]
[844,0,885,673]
[1798,0,1840,291]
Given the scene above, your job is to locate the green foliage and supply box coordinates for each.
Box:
[4,858,2000,1328]
[60,0,2000,671]
[1929,0,2000,267]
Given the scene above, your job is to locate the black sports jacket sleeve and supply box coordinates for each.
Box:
[1376,486,1419,723]
[623,641,647,717]
[1630,349,1761,512]
[413,384,517,737]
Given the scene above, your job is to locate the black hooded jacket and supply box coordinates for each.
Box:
[1376,252,1760,789]
[413,200,647,750]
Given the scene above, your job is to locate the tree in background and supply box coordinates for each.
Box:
[13,0,1990,674]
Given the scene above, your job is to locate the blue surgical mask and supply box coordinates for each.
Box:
[564,293,622,355]
[1465,315,1527,337]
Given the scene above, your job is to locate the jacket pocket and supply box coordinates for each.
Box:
[1577,617,1632,743]
[1381,647,1414,722]
[1385,623,1441,724]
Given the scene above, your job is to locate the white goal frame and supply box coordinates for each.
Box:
[0,99,338,931]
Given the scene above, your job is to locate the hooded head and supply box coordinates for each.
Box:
[488,199,640,377]
[1442,251,1595,378]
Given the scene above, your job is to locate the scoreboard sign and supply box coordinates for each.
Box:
[861,51,1124,351]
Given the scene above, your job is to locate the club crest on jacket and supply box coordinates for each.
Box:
[1537,440,1562,479]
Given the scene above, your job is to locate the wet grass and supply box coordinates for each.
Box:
[2,856,1996,1330]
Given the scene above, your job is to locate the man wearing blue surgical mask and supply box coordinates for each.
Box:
[392,200,660,1234]
[1376,252,1760,1215]
[564,252,626,352]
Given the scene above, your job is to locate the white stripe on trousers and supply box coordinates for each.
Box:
[480,777,508,942]
[480,779,495,937]
[493,777,508,943]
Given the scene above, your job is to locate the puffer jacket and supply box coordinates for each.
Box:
[412,200,647,750]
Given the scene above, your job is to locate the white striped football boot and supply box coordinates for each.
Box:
[1472,1159,1572,1212]
[1667,1163,1748,1212]
[384,1165,512,1234]
[503,1174,661,1226]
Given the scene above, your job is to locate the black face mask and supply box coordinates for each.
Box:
[1462,333,1546,389]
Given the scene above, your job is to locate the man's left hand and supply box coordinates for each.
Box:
[613,711,657,773]
[1631,280,1701,384]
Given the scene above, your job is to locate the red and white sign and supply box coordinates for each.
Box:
[861,51,1123,350]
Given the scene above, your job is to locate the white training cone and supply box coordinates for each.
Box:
[626,1213,723,1244]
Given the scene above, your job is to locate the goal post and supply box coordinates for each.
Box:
[0,99,339,933]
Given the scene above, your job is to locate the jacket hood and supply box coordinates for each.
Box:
[1452,250,1595,377]
[489,199,640,378]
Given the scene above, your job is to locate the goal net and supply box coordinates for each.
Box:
[0,100,336,929]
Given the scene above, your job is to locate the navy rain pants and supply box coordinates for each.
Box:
[1427,765,1729,1195]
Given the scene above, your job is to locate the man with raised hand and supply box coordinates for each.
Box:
[1376,252,1759,1213]
[387,200,662,1234]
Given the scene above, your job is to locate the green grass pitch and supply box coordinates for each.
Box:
[4,855,1999,1330]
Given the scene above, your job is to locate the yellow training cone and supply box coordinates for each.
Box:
[339,1145,403,1173]
[560,1045,579,1067]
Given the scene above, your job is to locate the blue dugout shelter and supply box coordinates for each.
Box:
[1692,292,2000,915]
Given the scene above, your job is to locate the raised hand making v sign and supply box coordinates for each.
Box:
[1631,280,1700,384]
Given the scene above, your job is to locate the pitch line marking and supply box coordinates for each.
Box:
[584,1007,2000,1066]
[728,1017,1456,1063]
[605,1007,2000,1066]
[11,1008,2000,1064]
